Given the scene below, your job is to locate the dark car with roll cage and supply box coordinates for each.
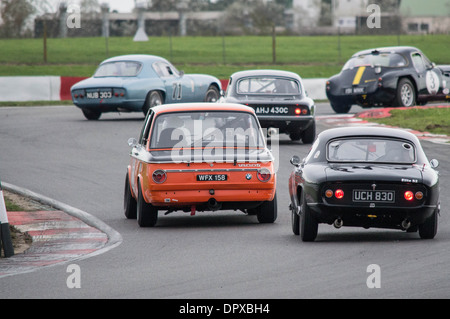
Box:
[326,46,450,113]
[222,70,316,143]
[288,126,440,242]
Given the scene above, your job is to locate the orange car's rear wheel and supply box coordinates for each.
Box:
[124,172,137,219]
[137,182,158,227]
[256,193,277,224]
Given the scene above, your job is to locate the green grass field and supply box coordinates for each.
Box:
[364,107,450,136]
[1,34,449,78]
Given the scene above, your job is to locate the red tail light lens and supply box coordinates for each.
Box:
[335,189,344,199]
[295,108,301,115]
[152,170,167,183]
[257,168,271,182]
[404,191,414,201]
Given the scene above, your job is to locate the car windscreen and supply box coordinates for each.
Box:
[94,61,142,77]
[327,138,416,164]
[150,111,265,150]
[236,77,301,95]
[343,53,407,70]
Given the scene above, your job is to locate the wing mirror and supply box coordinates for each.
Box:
[430,159,439,168]
[128,137,138,147]
[290,155,301,166]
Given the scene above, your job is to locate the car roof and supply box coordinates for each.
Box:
[100,54,168,64]
[151,103,256,115]
[229,69,302,80]
[318,126,420,144]
[353,46,420,57]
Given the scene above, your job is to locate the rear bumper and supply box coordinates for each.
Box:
[259,116,315,133]
[309,203,437,229]
[327,87,396,107]
[146,188,275,211]
[73,99,144,112]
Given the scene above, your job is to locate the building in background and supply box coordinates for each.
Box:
[400,0,450,34]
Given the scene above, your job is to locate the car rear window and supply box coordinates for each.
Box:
[237,77,301,95]
[150,111,265,150]
[327,138,416,164]
[343,53,407,70]
[94,61,142,77]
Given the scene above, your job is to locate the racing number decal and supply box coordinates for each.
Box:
[426,71,440,95]
[172,82,182,100]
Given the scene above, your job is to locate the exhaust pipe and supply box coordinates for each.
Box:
[208,198,221,211]
[401,219,411,230]
[333,218,343,229]
[267,127,278,137]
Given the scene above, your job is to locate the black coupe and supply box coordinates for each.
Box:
[288,127,440,241]
[222,70,316,143]
[326,46,450,113]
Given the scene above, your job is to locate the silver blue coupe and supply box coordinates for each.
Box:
[71,54,222,120]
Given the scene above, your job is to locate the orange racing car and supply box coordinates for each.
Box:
[124,103,277,227]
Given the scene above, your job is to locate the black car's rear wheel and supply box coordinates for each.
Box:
[137,182,158,227]
[299,191,318,242]
[396,78,416,107]
[419,207,438,239]
[302,122,316,144]
[330,102,352,114]
[256,193,277,223]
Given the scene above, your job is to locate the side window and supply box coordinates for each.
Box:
[411,53,426,73]
[152,63,163,77]
[139,110,154,145]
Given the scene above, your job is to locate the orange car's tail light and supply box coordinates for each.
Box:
[152,170,167,183]
[257,168,271,182]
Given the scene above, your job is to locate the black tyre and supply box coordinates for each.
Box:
[302,122,316,144]
[256,193,277,223]
[419,207,438,239]
[82,109,101,120]
[124,172,137,219]
[289,130,302,141]
[330,102,351,114]
[396,78,416,107]
[143,91,163,115]
[137,182,158,227]
[204,85,220,102]
[299,191,318,242]
[291,204,300,235]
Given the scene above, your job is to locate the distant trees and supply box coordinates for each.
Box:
[0,0,35,37]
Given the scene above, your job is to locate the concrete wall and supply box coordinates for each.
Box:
[0,76,328,102]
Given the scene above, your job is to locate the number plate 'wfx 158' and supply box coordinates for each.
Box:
[197,174,228,181]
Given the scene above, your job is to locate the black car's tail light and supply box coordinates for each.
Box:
[335,189,344,199]
[152,170,167,183]
[404,191,414,201]
[325,189,333,198]
[415,191,424,200]
[257,168,271,182]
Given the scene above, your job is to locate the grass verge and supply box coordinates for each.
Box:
[363,107,450,136]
